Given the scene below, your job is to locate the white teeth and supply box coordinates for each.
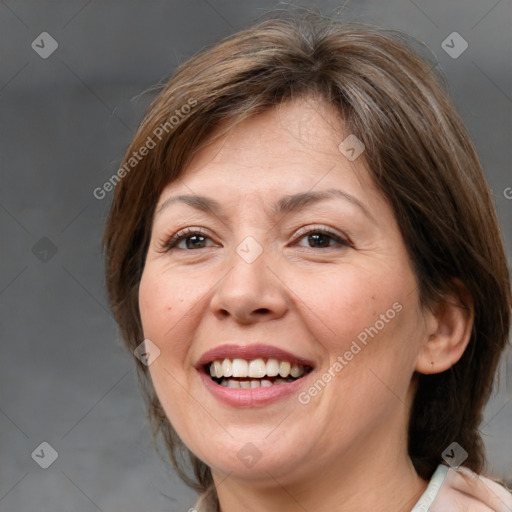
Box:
[218,377,296,388]
[266,358,279,377]
[290,364,302,378]
[248,358,267,378]
[279,361,291,378]
[227,379,239,388]
[210,360,222,378]
[221,359,232,377]
[208,358,308,379]
[214,360,223,378]
[232,358,248,378]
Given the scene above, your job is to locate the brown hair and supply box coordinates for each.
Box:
[103,10,511,493]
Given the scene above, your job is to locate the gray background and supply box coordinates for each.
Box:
[1,1,511,511]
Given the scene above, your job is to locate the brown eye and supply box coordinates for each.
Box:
[295,228,349,249]
[164,228,218,251]
[183,234,208,249]
[306,233,333,248]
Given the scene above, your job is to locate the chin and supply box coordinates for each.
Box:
[189,430,310,482]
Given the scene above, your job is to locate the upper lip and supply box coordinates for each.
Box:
[196,344,315,370]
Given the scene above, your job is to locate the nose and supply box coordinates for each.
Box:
[209,246,288,324]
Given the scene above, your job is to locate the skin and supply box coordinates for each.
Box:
[138,96,473,512]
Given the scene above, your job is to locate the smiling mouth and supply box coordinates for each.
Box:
[205,358,314,388]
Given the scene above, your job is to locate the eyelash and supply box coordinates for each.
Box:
[160,227,212,252]
[293,225,351,249]
[160,225,350,252]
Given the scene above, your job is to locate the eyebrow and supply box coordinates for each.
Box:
[156,188,374,221]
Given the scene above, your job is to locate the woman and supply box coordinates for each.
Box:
[103,11,512,512]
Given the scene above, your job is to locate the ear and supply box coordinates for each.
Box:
[415,280,474,374]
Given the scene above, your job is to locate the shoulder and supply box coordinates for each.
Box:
[413,464,512,512]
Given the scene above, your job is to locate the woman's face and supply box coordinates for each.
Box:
[139,97,433,484]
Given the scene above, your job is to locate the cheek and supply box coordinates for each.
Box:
[138,262,225,375]
[303,261,422,379]
[302,264,409,339]
[306,270,422,425]
[138,266,194,362]
[139,270,168,338]
[138,268,202,434]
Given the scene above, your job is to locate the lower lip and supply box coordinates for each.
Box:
[199,371,312,407]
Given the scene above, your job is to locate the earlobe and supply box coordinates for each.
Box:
[415,281,474,375]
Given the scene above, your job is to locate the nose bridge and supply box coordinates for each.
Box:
[235,234,265,267]
[210,234,287,322]
[226,234,270,300]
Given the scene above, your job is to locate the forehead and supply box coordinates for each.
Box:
[156,96,380,211]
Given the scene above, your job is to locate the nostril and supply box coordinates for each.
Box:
[253,308,271,315]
